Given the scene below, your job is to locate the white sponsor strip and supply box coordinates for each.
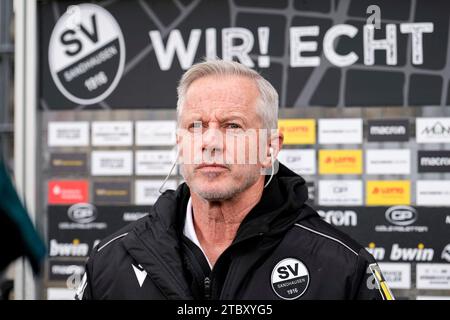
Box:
[135,180,177,205]
[135,150,177,176]
[416,180,450,206]
[47,288,76,300]
[92,121,133,146]
[318,180,363,206]
[277,149,316,175]
[378,263,411,289]
[91,151,133,176]
[318,118,362,144]
[416,118,450,144]
[48,122,89,147]
[366,149,411,175]
[136,121,177,146]
[416,264,450,290]
[417,296,450,300]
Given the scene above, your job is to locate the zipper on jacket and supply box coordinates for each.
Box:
[204,277,211,299]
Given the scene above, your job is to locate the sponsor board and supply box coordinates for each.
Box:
[318,180,363,206]
[49,239,91,258]
[47,205,151,256]
[317,208,358,227]
[367,119,410,142]
[416,118,450,144]
[418,150,450,173]
[135,150,177,176]
[93,181,131,204]
[91,151,133,176]
[48,180,89,204]
[328,207,450,262]
[416,180,450,206]
[366,180,410,206]
[318,119,362,145]
[365,149,411,175]
[91,121,133,146]
[277,149,316,175]
[278,119,316,145]
[366,243,434,262]
[416,264,450,290]
[319,150,362,175]
[135,121,177,146]
[48,260,85,282]
[416,296,450,300]
[56,203,106,231]
[47,288,77,300]
[49,153,88,175]
[378,263,411,290]
[48,3,126,105]
[48,122,89,147]
[375,206,428,233]
[135,180,177,205]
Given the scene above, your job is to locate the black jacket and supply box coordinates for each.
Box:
[76,164,392,300]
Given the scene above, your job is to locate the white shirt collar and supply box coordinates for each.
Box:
[183,197,212,269]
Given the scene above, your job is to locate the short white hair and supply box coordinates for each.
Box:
[176,59,279,129]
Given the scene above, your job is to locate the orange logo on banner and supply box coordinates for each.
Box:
[278,119,316,145]
[319,150,362,174]
[366,180,411,205]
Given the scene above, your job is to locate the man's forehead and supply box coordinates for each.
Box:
[183,75,259,113]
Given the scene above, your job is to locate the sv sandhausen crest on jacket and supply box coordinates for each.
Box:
[271,258,310,300]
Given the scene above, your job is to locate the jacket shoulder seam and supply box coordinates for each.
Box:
[96,233,128,252]
[294,223,358,256]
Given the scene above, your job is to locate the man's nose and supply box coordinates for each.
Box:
[202,127,224,152]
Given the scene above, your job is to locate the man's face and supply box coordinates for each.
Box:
[178,75,266,201]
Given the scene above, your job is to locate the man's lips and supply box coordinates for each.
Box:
[195,163,229,171]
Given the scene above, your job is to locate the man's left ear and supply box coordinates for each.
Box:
[262,133,283,168]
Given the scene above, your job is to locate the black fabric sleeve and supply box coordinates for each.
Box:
[351,248,395,300]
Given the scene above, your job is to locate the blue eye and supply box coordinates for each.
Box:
[188,121,203,130]
[226,123,241,129]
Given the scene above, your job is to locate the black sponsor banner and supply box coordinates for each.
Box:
[316,206,450,263]
[48,205,150,257]
[93,181,131,204]
[49,153,88,175]
[40,1,450,109]
[367,119,410,142]
[418,150,450,173]
[48,259,86,282]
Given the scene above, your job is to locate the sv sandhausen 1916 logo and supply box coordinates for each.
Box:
[49,4,125,105]
[271,258,309,300]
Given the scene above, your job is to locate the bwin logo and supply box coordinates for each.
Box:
[318,210,357,227]
[271,258,309,300]
[390,243,434,261]
[441,244,450,262]
[49,239,89,257]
